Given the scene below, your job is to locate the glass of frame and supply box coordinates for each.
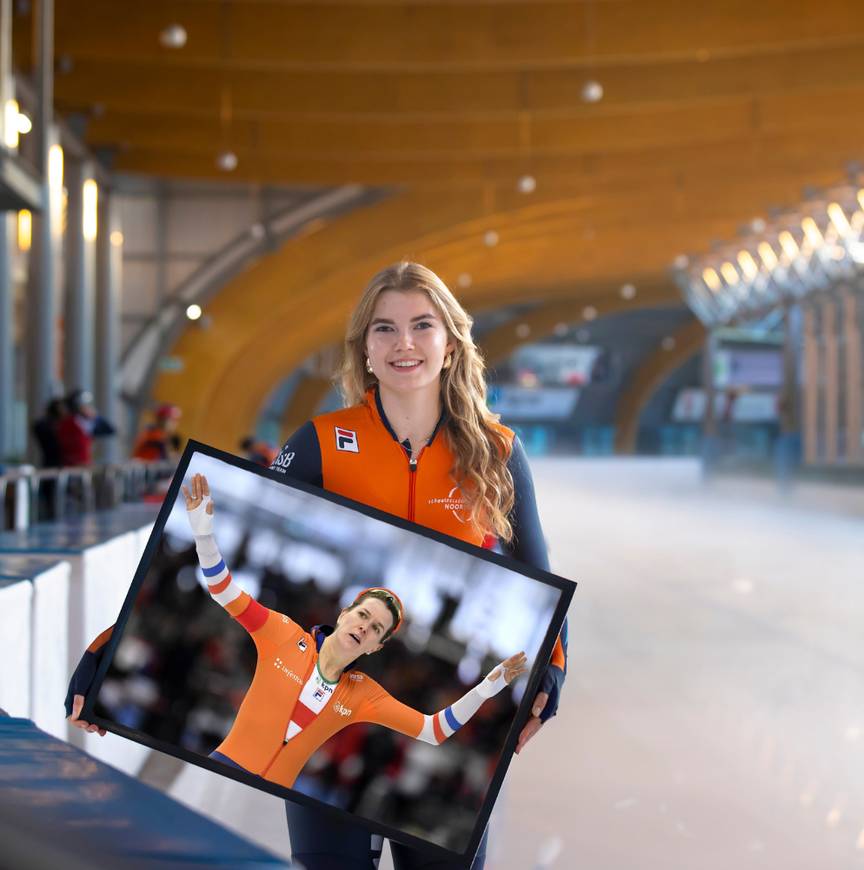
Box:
[86,441,575,868]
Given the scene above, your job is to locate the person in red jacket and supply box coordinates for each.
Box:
[56,389,116,467]
[68,261,569,870]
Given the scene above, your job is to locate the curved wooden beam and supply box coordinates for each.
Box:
[613,319,707,454]
[279,375,334,443]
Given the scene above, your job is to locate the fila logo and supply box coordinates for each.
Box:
[297,637,307,652]
[333,701,353,717]
[335,427,359,453]
[313,687,325,701]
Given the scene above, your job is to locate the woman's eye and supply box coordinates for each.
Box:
[414,321,432,329]
[373,324,393,332]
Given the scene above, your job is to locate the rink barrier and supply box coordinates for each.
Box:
[0,716,291,869]
[0,556,70,740]
[0,460,174,531]
[0,503,162,774]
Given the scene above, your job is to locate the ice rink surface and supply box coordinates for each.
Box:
[154,458,864,869]
[490,458,864,870]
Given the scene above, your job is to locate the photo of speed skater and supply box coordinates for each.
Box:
[86,447,573,863]
[185,471,528,789]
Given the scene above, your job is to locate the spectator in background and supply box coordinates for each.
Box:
[32,397,66,468]
[57,389,116,467]
[133,403,183,462]
[239,435,279,468]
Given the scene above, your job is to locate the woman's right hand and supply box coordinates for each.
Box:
[69,693,106,736]
[181,472,215,535]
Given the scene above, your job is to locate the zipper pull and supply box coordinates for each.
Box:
[409,457,417,472]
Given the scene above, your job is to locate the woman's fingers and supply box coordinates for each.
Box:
[201,475,210,496]
[70,694,84,722]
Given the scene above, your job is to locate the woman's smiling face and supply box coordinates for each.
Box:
[334,597,394,656]
[365,290,454,395]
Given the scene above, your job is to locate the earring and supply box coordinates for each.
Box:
[366,357,374,374]
[442,353,452,370]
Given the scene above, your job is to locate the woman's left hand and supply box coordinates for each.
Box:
[515,690,548,755]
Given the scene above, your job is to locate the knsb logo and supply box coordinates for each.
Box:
[333,701,352,717]
[427,486,466,523]
[335,427,359,453]
[272,450,295,471]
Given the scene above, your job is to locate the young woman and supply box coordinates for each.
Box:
[68,261,568,869]
[180,471,527,789]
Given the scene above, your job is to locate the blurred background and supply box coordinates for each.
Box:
[0,2,863,869]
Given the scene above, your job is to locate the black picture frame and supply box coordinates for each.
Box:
[84,439,575,867]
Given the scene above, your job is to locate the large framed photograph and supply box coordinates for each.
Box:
[85,441,574,867]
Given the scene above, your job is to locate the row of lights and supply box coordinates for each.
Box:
[674,184,864,327]
[16,145,123,251]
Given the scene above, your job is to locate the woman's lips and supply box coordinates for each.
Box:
[389,360,422,371]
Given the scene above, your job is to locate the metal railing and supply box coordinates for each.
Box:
[0,461,175,531]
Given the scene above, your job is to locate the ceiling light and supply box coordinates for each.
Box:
[456,272,472,289]
[159,24,187,49]
[672,255,689,270]
[801,217,823,248]
[17,210,31,252]
[515,323,531,339]
[582,305,597,321]
[620,283,636,300]
[517,175,536,194]
[186,304,202,321]
[483,230,499,247]
[110,230,124,247]
[249,222,266,240]
[778,231,799,260]
[16,112,31,135]
[737,250,759,281]
[82,178,98,242]
[581,80,604,103]
[720,262,739,285]
[702,268,721,292]
[827,203,851,236]
[216,150,238,171]
[757,242,778,271]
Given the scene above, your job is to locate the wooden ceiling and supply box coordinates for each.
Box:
[12,1,864,444]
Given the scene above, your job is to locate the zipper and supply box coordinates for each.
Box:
[407,447,424,522]
[260,648,318,778]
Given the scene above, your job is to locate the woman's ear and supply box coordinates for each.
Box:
[336,608,348,626]
[368,643,384,656]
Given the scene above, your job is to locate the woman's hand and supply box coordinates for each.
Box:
[515,689,548,755]
[181,473,215,535]
[68,694,106,736]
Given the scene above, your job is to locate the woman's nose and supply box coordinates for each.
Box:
[394,329,415,350]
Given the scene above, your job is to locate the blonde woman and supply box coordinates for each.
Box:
[68,262,568,870]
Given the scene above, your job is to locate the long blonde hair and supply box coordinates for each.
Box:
[338,262,515,541]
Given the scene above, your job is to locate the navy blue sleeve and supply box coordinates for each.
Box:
[501,435,567,723]
[269,421,323,487]
[501,435,550,572]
